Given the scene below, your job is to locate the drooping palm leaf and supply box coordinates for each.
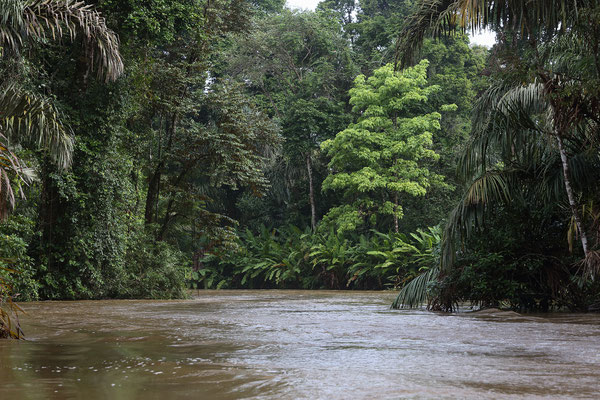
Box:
[395,0,600,67]
[441,169,513,271]
[0,0,24,53]
[1,0,123,81]
[392,265,440,309]
[0,84,72,220]
[0,85,73,169]
[0,134,26,221]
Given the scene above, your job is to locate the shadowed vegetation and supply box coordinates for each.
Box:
[1,0,599,331]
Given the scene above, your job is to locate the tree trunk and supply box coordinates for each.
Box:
[144,161,163,225]
[155,163,194,241]
[393,161,399,234]
[393,191,399,234]
[156,200,176,241]
[306,154,317,231]
[144,113,178,226]
[38,161,59,271]
[556,133,590,256]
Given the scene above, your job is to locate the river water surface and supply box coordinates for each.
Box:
[1,290,600,399]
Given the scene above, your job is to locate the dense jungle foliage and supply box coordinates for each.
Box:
[2,0,600,338]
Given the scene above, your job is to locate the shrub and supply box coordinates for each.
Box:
[120,230,188,299]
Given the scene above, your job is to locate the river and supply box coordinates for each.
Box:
[1,290,599,399]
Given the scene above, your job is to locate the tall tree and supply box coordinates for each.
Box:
[0,0,125,331]
[227,10,356,230]
[321,61,449,233]
[396,35,488,232]
[9,0,275,299]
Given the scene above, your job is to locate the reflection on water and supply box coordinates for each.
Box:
[1,291,600,399]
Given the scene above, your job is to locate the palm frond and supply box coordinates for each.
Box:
[0,0,25,55]
[0,85,73,169]
[473,82,549,134]
[0,134,26,220]
[394,0,458,67]
[1,0,123,81]
[395,0,599,67]
[441,170,512,271]
[392,265,440,308]
[26,0,123,81]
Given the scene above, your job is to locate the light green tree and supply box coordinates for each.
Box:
[321,60,452,234]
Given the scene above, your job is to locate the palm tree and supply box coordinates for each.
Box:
[394,78,600,308]
[391,0,600,308]
[397,0,600,256]
[394,0,599,67]
[0,133,25,221]
[1,0,123,81]
[0,0,124,219]
[0,0,124,339]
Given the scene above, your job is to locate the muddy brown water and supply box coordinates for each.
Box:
[1,290,600,399]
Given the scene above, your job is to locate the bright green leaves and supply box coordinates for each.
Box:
[322,60,450,233]
[349,62,435,116]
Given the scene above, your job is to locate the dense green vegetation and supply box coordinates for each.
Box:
[2,0,600,339]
